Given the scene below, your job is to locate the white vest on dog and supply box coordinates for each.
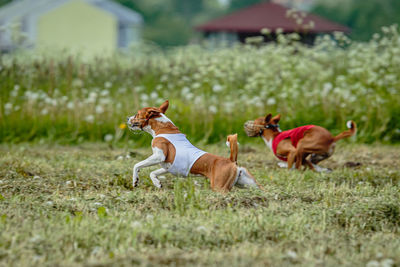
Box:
[154,133,206,177]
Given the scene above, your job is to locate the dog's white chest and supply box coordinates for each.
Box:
[262,136,273,151]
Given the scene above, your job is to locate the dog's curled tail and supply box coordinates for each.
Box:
[333,120,357,142]
[226,134,238,164]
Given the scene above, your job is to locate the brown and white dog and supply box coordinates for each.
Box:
[127,100,261,192]
[245,114,357,172]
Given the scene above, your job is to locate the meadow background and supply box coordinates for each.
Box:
[1,15,400,267]
[1,27,400,146]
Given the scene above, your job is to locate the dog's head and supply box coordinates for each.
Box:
[127,100,169,131]
[244,113,281,137]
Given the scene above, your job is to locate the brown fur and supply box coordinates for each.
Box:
[249,114,357,171]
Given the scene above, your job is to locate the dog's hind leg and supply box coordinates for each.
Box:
[149,168,168,188]
[236,167,261,188]
[287,148,297,170]
[310,153,332,173]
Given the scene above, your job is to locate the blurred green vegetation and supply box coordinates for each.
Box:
[312,0,400,41]
[1,28,400,145]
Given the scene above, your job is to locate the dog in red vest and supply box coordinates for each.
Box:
[244,114,356,171]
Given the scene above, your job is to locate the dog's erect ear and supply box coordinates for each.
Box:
[159,100,169,114]
[271,114,281,124]
[146,108,160,119]
[265,114,272,124]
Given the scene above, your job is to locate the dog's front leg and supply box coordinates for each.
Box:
[132,147,166,187]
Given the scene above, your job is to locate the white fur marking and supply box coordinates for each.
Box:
[155,114,175,125]
[262,136,273,151]
[236,167,257,187]
[143,125,156,138]
[346,120,352,129]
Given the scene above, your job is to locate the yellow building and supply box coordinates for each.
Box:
[0,0,143,55]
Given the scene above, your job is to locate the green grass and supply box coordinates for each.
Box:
[0,143,399,266]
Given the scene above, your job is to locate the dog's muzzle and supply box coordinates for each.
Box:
[244,121,262,137]
[127,117,140,129]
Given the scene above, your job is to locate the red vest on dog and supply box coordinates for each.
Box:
[272,125,315,161]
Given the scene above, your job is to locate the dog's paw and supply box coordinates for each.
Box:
[277,162,288,168]
[132,176,139,187]
[152,179,162,188]
[313,164,332,173]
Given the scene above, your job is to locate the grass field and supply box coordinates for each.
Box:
[1,25,400,266]
[0,142,399,266]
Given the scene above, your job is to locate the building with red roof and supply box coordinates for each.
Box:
[195,1,350,44]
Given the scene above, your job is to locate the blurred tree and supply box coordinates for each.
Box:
[114,0,228,46]
[0,0,11,7]
[228,0,266,11]
[312,0,400,41]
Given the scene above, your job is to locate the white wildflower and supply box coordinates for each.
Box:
[381,259,394,267]
[4,103,12,113]
[91,246,102,256]
[104,81,112,88]
[192,82,201,89]
[104,134,113,142]
[85,115,95,123]
[95,105,104,114]
[267,98,276,106]
[117,155,124,160]
[141,94,149,101]
[131,221,142,228]
[196,226,207,232]
[208,105,217,114]
[93,202,102,207]
[67,102,74,110]
[212,84,223,93]
[100,90,109,96]
[72,79,83,88]
[150,92,158,99]
[118,87,127,94]
[41,109,48,115]
[287,250,297,260]
[261,28,271,35]
[366,260,380,267]
[88,92,97,102]
[99,98,111,105]
[181,87,191,95]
